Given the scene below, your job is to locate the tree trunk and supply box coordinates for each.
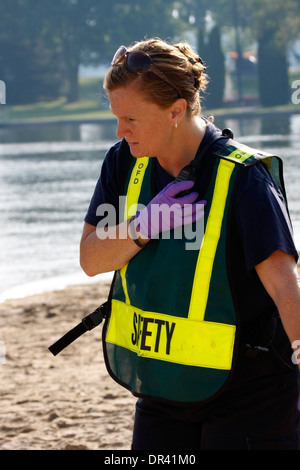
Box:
[66,62,79,102]
[203,26,225,109]
[258,28,289,107]
[62,35,79,103]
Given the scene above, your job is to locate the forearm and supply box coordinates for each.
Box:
[80,180,205,276]
[273,268,300,366]
[256,251,300,368]
[80,220,148,276]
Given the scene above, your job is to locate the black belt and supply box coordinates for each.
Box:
[48,302,108,356]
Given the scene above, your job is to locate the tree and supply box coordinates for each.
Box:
[251,0,299,106]
[58,0,178,101]
[258,27,290,107]
[0,0,178,104]
[175,0,228,108]
[202,26,225,109]
[228,0,300,106]
[176,0,300,107]
[0,0,62,104]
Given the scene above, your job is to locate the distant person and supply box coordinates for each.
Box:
[80,38,300,450]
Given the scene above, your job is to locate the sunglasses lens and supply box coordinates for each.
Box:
[126,51,152,73]
[111,45,127,65]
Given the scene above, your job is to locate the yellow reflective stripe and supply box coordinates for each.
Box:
[120,266,130,305]
[124,157,149,219]
[107,299,235,370]
[120,157,149,304]
[223,143,255,164]
[188,160,235,321]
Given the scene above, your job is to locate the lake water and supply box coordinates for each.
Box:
[0,114,299,301]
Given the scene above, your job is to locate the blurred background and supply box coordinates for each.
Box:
[1,0,300,108]
[0,0,299,300]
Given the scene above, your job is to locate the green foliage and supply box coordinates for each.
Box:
[0,0,176,104]
[178,0,300,107]
[0,0,62,104]
[250,0,298,106]
[1,0,299,107]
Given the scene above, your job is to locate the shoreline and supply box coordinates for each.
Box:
[1,105,300,128]
[1,251,299,304]
[0,271,114,304]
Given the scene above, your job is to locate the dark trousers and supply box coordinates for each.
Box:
[132,357,300,450]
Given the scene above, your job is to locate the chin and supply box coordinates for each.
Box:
[131,150,149,159]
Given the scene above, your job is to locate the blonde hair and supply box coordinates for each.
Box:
[104,38,208,117]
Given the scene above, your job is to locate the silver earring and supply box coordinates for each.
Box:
[175,122,178,129]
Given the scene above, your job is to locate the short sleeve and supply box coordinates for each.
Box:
[234,162,298,272]
[84,140,132,227]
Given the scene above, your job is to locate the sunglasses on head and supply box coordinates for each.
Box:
[111,45,182,98]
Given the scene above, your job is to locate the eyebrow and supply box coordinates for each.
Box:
[113,109,140,120]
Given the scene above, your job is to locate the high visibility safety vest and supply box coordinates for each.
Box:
[102,139,286,403]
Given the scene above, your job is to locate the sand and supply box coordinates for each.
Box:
[0,280,136,450]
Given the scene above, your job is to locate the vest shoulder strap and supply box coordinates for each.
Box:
[214,139,277,167]
[214,139,287,204]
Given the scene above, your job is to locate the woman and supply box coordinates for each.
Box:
[80,38,300,450]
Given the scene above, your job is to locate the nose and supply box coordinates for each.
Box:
[116,120,132,139]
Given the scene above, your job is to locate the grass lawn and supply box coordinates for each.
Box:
[0,78,114,124]
[3,98,114,123]
[1,76,300,125]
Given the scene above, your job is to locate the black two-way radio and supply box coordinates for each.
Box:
[174,128,234,198]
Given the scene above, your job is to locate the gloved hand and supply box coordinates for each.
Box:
[134,180,206,239]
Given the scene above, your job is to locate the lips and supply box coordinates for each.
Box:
[128,142,139,152]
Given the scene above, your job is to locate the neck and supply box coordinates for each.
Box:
[157,116,207,177]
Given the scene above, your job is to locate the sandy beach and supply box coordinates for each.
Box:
[0,280,136,450]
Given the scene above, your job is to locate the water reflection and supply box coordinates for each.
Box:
[1,113,299,147]
[215,114,295,146]
[0,119,117,144]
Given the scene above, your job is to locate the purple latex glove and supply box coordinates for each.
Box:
[135,180,206,239]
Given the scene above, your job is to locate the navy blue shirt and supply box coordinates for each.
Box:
[84,122,298,335]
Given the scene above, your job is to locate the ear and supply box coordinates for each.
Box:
[170,98,187,126]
